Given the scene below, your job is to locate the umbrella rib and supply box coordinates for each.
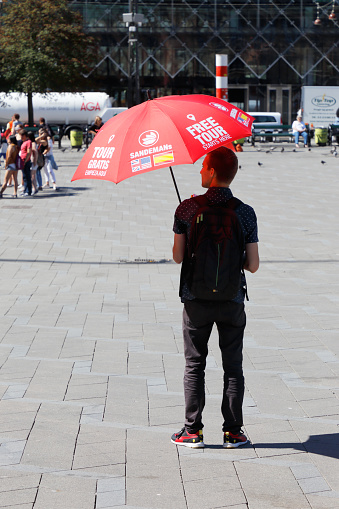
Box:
[112,108,150,182]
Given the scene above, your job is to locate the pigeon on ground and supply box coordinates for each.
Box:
[281,147,284,152]
[321,160,326,164]
[258,162,263,166]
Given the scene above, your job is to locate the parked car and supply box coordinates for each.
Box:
[248,112,282,132]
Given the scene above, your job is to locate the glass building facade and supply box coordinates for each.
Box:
[71,0,339,123]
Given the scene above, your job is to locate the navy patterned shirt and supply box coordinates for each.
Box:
[173,187,258,303]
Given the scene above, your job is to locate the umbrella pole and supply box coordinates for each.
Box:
[169,166,181,203]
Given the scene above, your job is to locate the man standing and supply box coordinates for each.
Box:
[171,146,259,449]
[11,113,21,134]
[19,130,32,197]
[39,118,54,140]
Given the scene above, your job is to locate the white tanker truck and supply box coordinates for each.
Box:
[0,92,127,138]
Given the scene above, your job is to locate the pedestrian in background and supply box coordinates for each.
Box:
[11,113,21,134]
[19,130,32,197]
[0,135,19,198]
[36,129,57,190]
[28,131,38,195]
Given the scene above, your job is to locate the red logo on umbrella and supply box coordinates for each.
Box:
[139,130,159,147]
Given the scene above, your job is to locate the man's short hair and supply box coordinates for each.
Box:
[207,146,238,184]
[21,130,28,137]
[39,117,45,124]
[14,113,20,120]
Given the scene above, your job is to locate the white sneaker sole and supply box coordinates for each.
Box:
[171,439,205,448]
[223,439,248,448]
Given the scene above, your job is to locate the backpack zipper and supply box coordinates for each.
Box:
[214,244,220,292]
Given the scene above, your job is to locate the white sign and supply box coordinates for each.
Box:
[301,86,339,127]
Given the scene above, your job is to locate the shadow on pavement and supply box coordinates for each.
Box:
[251,433,339,460]
[0,186,91,201]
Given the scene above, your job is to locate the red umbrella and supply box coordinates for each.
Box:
[71,94,253,201]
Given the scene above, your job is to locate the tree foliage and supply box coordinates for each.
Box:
[0,0,97,94]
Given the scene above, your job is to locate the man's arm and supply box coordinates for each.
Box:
[25,144,32,163]
[243,242,259,273]
[173,233,186,264]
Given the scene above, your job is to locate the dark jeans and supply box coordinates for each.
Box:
[183,299,246,433]
[37,168,42,188]
[23,161,32,195]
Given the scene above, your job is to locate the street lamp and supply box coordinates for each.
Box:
[123,8,145,108]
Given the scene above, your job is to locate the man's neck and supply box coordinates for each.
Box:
[209,182,229,188]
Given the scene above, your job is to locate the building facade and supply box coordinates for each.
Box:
[71,0,339,123]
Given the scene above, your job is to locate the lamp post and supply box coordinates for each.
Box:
[123,1,144,108]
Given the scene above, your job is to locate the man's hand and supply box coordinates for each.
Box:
[25,147,32,163]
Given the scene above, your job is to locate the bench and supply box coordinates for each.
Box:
[251,124,311,146]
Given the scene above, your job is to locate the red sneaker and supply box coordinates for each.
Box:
[223,430,248,448]
[171,427,204,448]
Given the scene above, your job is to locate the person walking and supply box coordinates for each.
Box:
[0,135,19,198]
[171,146,259,449]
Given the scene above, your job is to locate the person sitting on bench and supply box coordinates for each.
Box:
[292,116,308,148]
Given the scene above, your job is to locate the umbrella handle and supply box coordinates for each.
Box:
[169,166,181,203]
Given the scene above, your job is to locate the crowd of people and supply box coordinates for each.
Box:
[0,114,58,198]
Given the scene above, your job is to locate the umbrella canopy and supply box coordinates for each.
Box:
[71,94,253,185]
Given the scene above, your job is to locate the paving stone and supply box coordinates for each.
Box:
[297,476,331,494]
[21,403,81,469]
[235,461,310,508]
[24,360,72,400]
[104,376,149,426]
[34,473,96,509]
[0,487,37,506]
[96,489,126,508]
[306,492,339,508]
[0,470,40,492]
[91,341,128,375]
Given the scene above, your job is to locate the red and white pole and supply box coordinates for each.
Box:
[216,54,228,101]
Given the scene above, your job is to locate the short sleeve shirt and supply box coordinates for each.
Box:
[292,120,306,133]
[173,187,258,303]
[20,140,32,162]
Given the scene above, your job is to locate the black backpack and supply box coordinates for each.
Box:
[180,195,246,301]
